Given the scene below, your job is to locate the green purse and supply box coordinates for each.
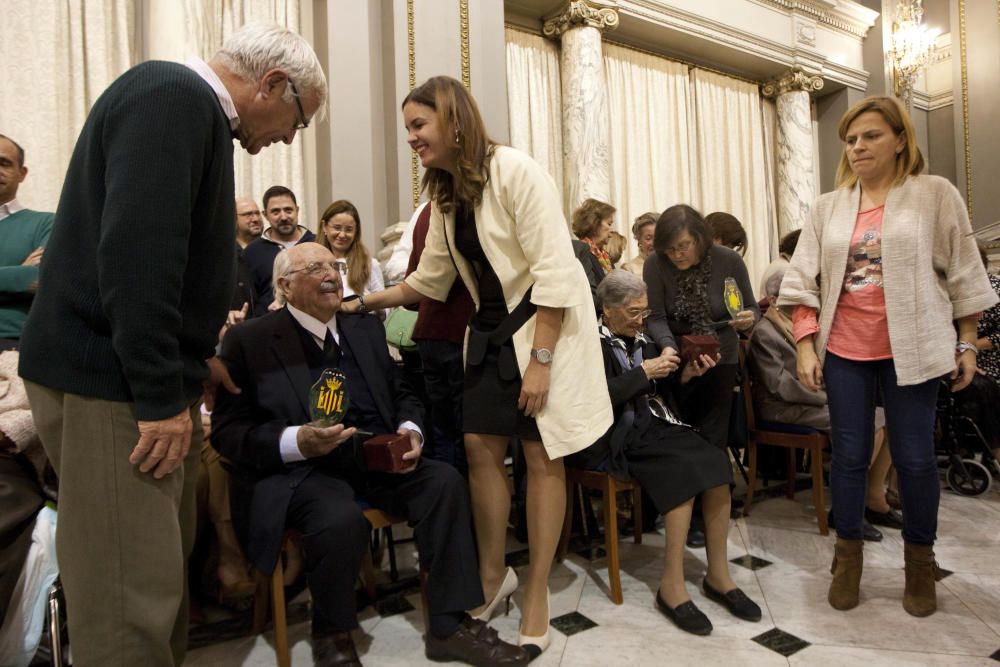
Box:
[384,307,418,351]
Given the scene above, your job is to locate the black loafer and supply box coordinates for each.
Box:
[702,580,762,622]
[862,519,883,542]
[865,507,904,530]
[655,590,713,635]
[686,528,706,549]
[313,631,362,667]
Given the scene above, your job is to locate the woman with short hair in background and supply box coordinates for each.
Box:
[623,211,658,276]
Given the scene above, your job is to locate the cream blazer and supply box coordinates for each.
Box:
[405,146,613,458]
[777,174,998,386]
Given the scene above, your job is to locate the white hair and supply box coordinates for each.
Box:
[764,266,787,299]
[216,22,328,121]
[272,250,294,306]
[597,269,647,310]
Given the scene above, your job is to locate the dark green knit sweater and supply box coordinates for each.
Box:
[0,208,53,339]
[19,61,236,421]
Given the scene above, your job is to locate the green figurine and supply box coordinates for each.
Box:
[309,369,349,426]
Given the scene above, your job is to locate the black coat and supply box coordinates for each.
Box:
[570,333,685,475]
[210,307,423,571]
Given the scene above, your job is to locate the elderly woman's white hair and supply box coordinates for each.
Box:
[216,22,329,121]
[596,269,646,311]
[271,249,295,306]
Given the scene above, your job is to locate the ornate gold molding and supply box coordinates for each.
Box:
[542,0,619,39]
[761,67,825,98]
[959,0,972,218]
[407,0,419,211]
[459,0,470,89]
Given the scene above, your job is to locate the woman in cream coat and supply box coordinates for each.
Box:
[346,76,612,659]
[778,96,996,618]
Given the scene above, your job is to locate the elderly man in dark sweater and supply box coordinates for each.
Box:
[18,23,327,667]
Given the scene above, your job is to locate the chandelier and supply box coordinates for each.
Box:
[888,0,940,107]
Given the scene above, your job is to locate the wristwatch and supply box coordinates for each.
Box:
[356,294,369,314]
[530,348,553,365]
[956,340,978,356]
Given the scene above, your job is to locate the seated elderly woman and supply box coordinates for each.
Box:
[748,266,901,537]
[568,270,761,636]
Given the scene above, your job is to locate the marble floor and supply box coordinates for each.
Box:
[185,479,1000,666]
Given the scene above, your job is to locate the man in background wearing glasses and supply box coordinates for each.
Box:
[19,23,327,667]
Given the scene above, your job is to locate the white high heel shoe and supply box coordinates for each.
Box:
[472,566,518,621]
[518,588,550,662]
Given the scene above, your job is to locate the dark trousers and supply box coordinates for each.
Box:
[680,363,739,450]
[416,339,467,475]
[285,459,483,633]
[824,352,941,545]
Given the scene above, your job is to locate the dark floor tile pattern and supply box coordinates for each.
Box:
[937,566,954,580]
[730,554,773,571]
[751,627,810,657]
[549,611,598,637]
[187,600,311,650]
[990,647,1000,662]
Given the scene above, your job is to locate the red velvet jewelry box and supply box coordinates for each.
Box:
[363,433,411,473]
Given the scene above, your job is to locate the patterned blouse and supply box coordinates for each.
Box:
[978,274,1000,382]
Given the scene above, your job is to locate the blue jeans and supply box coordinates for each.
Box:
[824,352,941,545]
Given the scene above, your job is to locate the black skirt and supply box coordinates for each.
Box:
[462,341,541,442]
[621,420,731,514]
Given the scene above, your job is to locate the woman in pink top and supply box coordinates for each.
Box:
[778,96,997,618]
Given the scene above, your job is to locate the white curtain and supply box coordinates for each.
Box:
[603,43,692,263]
[504,28,563,203]
[0,0,134,211]
[184,0,311,228]
[689,69,774,292]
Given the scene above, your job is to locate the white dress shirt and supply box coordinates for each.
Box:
[278,304,421,462]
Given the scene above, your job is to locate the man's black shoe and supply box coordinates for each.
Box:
[313,630,362,666]
[425,616,529,666]
[686,527,706,548]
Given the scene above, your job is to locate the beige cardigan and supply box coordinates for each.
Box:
[778,174,998,386]
[405,146,613,458]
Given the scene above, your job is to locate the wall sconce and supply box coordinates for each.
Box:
[888,0,941,107]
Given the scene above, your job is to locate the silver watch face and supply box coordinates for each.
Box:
[532,348,553,364]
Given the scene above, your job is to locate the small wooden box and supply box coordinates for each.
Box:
[680,334,721,365]
[363,433,411,473]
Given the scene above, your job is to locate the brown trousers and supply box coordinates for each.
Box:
[25,382,200,667]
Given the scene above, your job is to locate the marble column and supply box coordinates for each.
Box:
[763,68,824,236]
[543,1,618,213]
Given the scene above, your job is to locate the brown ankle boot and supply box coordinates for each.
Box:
[903,542,937,617]
[828,538,864,610]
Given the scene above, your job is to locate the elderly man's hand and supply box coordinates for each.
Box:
[130,409,193,479]
[396,427,423,474]
[297,423,357,458]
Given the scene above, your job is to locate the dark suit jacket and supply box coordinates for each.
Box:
[210,307,423,572]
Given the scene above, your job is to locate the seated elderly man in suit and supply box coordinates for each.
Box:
[211,242,526,667]
[748,266,901,540]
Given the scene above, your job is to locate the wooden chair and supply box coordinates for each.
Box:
[252,508,407,667]
[740,340,830,535]
[557,468,642,604]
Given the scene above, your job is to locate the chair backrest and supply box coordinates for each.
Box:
[738,339,758,432]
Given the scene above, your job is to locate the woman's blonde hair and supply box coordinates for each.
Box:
[571,198,616,239]
[319,199,371,295]
[835,96,924,189]
[605,231,626,266]
[402,76,495,214]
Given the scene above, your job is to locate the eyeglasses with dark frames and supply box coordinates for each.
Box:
[288,78,309,131]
